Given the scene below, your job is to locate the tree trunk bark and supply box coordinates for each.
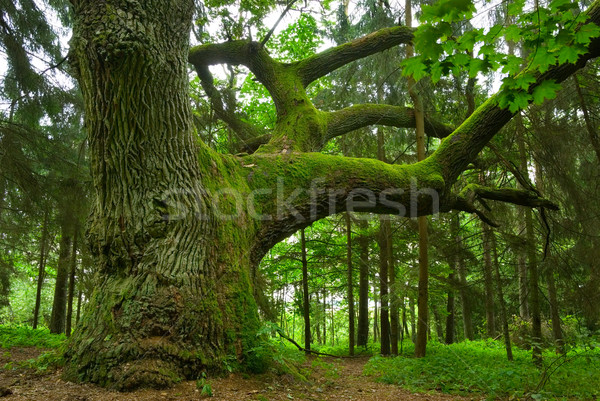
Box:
[301,228,311,355]
[491,231,513,360]
[50,225,73,334]
[66,230,78,337]
[482,225,496,338]
[389,226,399,355]
[405,0,430,358]
[65,0,261,389]
[453,214,474,340]
[378,217,391,355]
[33,210,49,330]
[357,232,370,347]
[345,213,355,356]
[518,254,529,319]
[373,280,379,343]
[573,74,600,164]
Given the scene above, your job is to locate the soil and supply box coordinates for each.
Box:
[0,348,480,401]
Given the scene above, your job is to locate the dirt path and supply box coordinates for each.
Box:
[0,348,478,400]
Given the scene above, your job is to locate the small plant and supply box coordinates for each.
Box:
[196,372,213,397]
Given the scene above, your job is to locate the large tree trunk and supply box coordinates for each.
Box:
[64,0,260,389]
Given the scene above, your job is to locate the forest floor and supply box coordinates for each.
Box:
[0,347,479,401]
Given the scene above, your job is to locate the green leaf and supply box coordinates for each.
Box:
[558,45,580,64]
[401,57,428,81]
[532,80,561,104]
[504,24,522,44]
[575,23,600,45]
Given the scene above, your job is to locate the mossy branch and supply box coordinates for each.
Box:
[325,104,453,141]
[243,152,446,262]
[294,26,414,86]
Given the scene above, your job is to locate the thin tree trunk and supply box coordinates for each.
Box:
[573,74,600,164]
[378,217,391,355]
[50,224,73,334]
[432,306,444,340]
[389,227,399,355]
[345,213,355,356]
[315,290,321,345]
[409,297,416,343]
[301,228,311,354]
[373,280,379,343]
[357,232,370,347]
[33,210,49,330]
[65,230,78,337]
[323,288,327,343]
[526,208,543,366]
[491,231,513,360]
[444,273,455,344]
[406,0,429,358]
[453,214,474,340]
[518,254,529,319]
[331,291,335,346]
[516,117,542,366]
[75,284,82,325]
[482,225,496,337]
[535,163,564,354]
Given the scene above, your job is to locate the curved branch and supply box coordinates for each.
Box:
[325,104,453,141]
[243,152,447,264]
[195,64,265,143]
[295,26,414,86]
[189,40,285,106]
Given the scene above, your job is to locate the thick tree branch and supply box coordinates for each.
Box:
[295,26,414,86]
[325,104,453,141]
[242,152,446,264]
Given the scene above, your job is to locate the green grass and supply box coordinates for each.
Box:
[0,325,66,349]
[364,340,600,400]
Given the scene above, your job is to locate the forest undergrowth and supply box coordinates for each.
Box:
[0,325,599,400]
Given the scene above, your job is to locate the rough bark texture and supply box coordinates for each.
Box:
[64,0,261,389]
